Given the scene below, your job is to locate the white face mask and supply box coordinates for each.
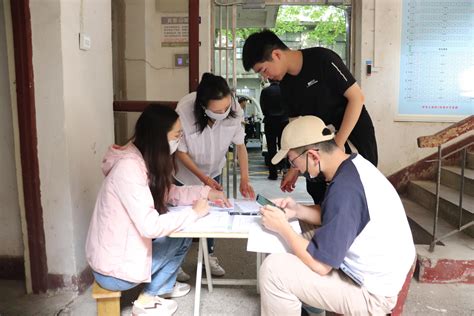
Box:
[204,105,231,121]
[169,139,180,155]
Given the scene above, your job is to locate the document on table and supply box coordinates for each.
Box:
[180,211,234,233]
[233,200,261,215]
[167,200,261,233]
[231,215,260,232]
[246,220,302,254]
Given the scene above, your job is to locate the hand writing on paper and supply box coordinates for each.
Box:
[260,205,290,234]
[208,189,232,208]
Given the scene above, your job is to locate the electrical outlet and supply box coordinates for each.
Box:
[79,33,91,51]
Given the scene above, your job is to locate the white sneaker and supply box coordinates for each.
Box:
[176,267,191,282]
[161,282,191,299]
[208,254,225,276]
[132,296,177,316]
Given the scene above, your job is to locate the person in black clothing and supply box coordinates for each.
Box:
[260,81,289,180]
[242,30,378,204]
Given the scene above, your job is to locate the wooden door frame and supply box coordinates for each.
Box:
[10,0,48,293]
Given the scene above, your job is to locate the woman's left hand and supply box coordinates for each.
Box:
[208,189,232,208]
[239,180,255,199]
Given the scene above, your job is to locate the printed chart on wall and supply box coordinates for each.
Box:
[398,0,473,121]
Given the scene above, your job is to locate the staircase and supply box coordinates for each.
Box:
[400,116,474,284]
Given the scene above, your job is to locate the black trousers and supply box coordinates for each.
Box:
[306,108,378,204]
[264,117,289,175]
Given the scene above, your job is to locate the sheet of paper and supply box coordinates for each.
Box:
[246,220,302,254]
[231,215,261,232]
[168,200,262,233]
[209,198,235,212]
[180,211,234,233]
[167,205,189,213]
[234,200,261,214]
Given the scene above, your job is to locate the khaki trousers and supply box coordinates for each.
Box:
[260,221,397,316]
[259,253,396,316]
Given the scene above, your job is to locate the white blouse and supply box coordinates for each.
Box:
[175,92,245,185]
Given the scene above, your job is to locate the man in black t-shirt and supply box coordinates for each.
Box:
[242,30,378,204]
[260,81,289,180]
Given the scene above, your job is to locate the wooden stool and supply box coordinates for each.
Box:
[92,281,121,316]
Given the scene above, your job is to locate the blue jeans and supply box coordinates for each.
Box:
[93,237,192,296]
[173,175,222,254]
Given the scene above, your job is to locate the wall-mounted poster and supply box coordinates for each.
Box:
[398,0,473,121]
[161,16,188,47]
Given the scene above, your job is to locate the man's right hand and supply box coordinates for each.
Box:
[272,197,300,219]
[280,168,299,192]
[192,198,210,218]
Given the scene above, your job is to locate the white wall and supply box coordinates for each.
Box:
[60,0,114,274]
[355,0,450,175]
[144,1,189,101]
[30,0,75,275]
[0,0,23,257]
[144,0,211,100]
[30,0,114,277]
[120,0,212,140]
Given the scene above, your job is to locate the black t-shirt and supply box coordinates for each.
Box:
[280,47,357,128]
[260,83,289,120]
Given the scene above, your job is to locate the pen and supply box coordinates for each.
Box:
[228,211,260,216]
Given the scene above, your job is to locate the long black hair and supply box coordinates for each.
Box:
[133,104,178,214]
[194,72,237,133]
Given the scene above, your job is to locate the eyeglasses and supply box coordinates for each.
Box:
[289,148,318,168]
[289,150,307,168]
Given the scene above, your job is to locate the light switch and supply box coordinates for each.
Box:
[79,33,91,51]
[174,54,189,67]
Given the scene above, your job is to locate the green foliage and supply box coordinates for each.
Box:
[306,7,346,45]
[233,5,346,46]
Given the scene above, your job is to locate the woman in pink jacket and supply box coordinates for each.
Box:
[85,104,229,316]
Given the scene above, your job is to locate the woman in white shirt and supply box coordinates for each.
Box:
[174,73,255,277]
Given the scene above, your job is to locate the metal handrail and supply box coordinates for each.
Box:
[417,116,474,252]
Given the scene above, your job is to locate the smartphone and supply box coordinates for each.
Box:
[256,194,285,213]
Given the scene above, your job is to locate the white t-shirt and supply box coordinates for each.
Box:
[175,92,245,185]
[307,154,416,297]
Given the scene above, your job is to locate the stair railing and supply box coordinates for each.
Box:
[417,115,474,251]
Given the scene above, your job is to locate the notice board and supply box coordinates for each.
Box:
[398,0,473,121]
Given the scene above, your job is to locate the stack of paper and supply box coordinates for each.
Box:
[246,220,302,254]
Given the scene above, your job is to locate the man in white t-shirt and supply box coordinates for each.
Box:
[258,116,415,315]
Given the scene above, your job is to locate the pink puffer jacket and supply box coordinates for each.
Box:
[85,143,210,283]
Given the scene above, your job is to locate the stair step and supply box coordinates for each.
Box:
[467,151,474,169]
[402,197,474,284]
[402,198,453,240]
[407,181,474,238]
[441,166,474,197]
[409,180,474,214]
